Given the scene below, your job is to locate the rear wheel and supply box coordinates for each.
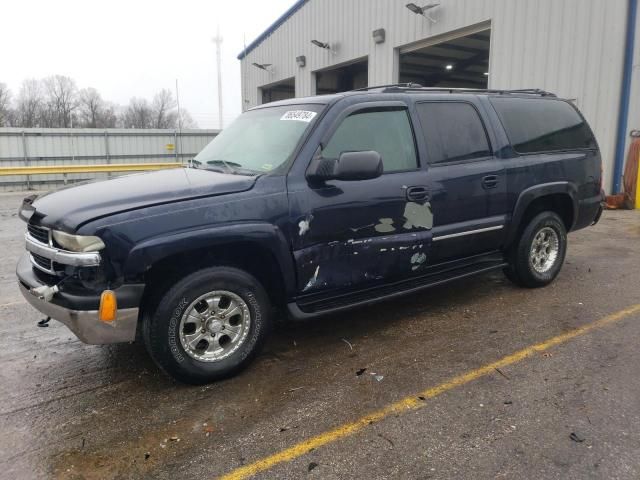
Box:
[504,211,567,288]
[143,267,271,384]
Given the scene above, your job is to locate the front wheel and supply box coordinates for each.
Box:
[143,267,271,384]
[504,211,567,288]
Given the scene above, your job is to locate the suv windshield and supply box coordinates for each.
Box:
[193,104,324,174]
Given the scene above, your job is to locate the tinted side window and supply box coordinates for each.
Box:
[322,108,418,172]
[416,102,491,165]
[490,97,597,153]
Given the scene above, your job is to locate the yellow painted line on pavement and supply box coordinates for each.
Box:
[219,303,640,480]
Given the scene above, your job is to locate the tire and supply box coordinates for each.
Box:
[143,266,271,384]
[503,211,567,288]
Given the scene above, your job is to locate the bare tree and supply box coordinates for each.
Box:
[122,97,153,128]
[101,102,119,128]
[76,87,102,127]
[8,76,198,129]
[151,89,178,128]
[0,83,11,126]
[178,110,197,129]
[42,75,78,127]
[15,79,44,127]
[76,88,117,128]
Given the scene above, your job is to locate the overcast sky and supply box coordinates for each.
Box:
[1,0,297,129]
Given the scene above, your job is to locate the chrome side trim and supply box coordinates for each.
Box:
[25,234,101,267]
[432,225,504,242]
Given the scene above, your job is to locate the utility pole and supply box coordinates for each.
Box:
[175,79,184,161]
[212,27,224,129]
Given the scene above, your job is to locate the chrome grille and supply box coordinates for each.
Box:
[26,224,59,274]
[31,252,53,271]
[27,224,50,244]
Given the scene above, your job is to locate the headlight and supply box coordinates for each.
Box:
[52,230,105,252]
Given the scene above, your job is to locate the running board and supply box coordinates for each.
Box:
[288,260,508,320]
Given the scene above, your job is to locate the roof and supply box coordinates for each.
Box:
[252,93,346,109]
[237,0,310,60]
[248,85,561,112]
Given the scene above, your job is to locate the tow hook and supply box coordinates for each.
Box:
[37,317,51,328]
[30,284,59,302]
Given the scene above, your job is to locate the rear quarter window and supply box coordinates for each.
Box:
[490,97,597,154]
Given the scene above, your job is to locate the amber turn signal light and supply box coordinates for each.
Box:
[99,290,117,323]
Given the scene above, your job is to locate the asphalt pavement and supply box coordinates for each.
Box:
[1,191,639,480]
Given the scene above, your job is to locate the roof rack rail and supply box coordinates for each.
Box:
[353,82,424,91]
[352,84,556,97]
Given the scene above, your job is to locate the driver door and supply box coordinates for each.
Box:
[288,102,432,298]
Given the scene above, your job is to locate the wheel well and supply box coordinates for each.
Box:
[140,242,287,313]
[519,193,574,233]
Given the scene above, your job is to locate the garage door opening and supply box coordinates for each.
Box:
[260,77,295,104]
[315,58,368,95]
[399,29,490,89]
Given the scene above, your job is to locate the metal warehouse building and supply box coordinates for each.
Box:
[238,0,640,193]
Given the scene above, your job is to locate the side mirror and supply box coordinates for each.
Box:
[306,150,383,182]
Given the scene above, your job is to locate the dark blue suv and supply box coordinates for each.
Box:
[17,85,604,383]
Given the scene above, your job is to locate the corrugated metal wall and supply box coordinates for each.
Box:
[0,128,218,191]
[240,0,631,193]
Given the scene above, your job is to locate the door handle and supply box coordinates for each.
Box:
[405,186,430,202]
[482,175,499,189]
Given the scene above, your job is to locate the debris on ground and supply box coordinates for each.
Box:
[356,368,367,376]
[169,436,180,442]
[144,452,150,460]
[308,462,319,472]
[37,317,50,328]
[495,368,511,380]
[378,433,394,447]
[370,373,384,382]
[341,338,353,350]
[569,432,585,443]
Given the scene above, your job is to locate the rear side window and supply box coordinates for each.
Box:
[416,102,491,165]
[490,97,597,153]
[322,108,418,172]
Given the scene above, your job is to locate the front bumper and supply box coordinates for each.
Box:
[17,253,141,344]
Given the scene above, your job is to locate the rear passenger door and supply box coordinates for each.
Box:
[414,100,507,264]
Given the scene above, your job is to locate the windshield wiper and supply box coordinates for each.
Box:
[204,160,259,176]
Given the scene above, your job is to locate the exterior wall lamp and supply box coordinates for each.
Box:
[372,28,386,44]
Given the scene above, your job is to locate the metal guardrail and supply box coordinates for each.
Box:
[0,163,183,176]
[0,127,218,191]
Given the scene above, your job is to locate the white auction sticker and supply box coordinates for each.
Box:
[280,110,317,122]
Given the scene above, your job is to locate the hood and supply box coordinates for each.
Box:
[30,168,257,230]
